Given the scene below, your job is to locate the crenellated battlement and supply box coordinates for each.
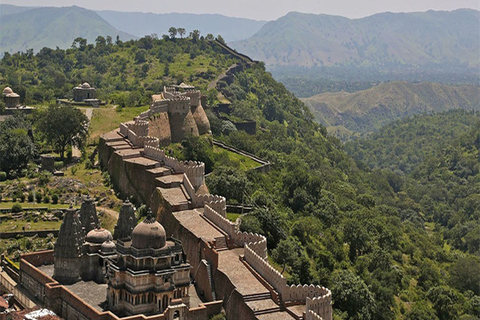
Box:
[244,245,332,320]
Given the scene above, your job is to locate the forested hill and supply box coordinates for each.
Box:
[301,81,480,139]
[1,37,479,319]
[0,5,134,54]
[231,9,480,69]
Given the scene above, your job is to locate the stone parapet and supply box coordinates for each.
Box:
[244,245,332,320]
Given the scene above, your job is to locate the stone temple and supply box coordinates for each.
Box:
[2,87,20,108]
[107,210,191,316]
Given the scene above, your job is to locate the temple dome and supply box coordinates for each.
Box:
[131,213,166,249]
[86,227,112,244]
[101,240,116,253]
[2,87,13,95]
[81,82,91,88]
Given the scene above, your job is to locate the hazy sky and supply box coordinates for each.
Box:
[1,0,479,20]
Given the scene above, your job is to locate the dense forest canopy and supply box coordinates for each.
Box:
[0,37,479,320]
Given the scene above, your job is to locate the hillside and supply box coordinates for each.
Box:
[97,11,266,43]
[0,5,133,54]
[231,9,480,69]
[1,38,479,319]
[301,81,480,138]
[345,109,480,173]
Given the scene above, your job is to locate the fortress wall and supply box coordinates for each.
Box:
[120,123,129,136]
[196,195,226,216]
[131,119,149,137]
[127,129,140,147]
[147,112,171,146]
[191,105,210,135]
[244,245,287,296]
[144,145,165,162]
[182,110,200,138]
[183,174,196,201]
[243,245,332,319]
[204,205,236,238]
[144,137,160,148]
[305,310,323,320]
[306,296,332,320]
[184,90,201,107]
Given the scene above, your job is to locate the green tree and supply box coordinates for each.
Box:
[0,114,36,174]
[168,27,177,39]
[332,270,376,320]
[36,104,88,160]
[272,237,300,274]
[177,28,186,38]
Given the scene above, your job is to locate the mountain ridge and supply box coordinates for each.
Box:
[231,9,480,69]
[0,5,134,54]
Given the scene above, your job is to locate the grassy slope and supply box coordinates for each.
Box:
[301,81,480,138]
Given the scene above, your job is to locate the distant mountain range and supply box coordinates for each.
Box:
[0,5,134,54]
[301,81,480,139]
[96,11,266,42]
[0,4,265,54]
[231,9,480,69]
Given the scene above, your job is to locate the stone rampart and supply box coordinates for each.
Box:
[195,195,226,216]
[183,174,196,201]
[120,123,129,137]
[204,205,236,238]
[305,310,323,320]
[203,206,267,258]
[244,246,332,320]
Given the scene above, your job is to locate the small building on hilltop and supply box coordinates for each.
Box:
[2,87,20,108]
[73,82,96,102]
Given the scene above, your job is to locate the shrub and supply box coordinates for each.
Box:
[20,169,28,177]
[28,192,34,202]
[35,192,43,203]
[37,171,51,186]
[54,161,64,171]
[18,193,25,202]
[11,203,22,213]
[0,172,6,181]
[43,195,50,204]
[51,194,58,204]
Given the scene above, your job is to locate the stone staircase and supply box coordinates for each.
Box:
[253,306,282,316]
[203,259,216,301]
[243,292,272,302]
[215,236,228,251]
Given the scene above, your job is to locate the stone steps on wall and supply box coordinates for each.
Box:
[214,236,227,250]
[253,306,282,316]
[203,259,216,301]
[243,292,272,302]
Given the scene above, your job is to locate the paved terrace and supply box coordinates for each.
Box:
[102,130,302,319]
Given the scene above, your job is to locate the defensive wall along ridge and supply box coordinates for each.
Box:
[97,98,332,319]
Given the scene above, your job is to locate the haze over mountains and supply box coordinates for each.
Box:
[96,11,266,42]
[302,81,480,139]
[231,9,480,69]
[0,5,134,54]
[0,4,265,54]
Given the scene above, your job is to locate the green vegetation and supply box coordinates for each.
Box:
[205,62,480,319]
[0,35,236,107]
[0,35,478,319]
[302,82,480,139]
[36,104,89,160]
